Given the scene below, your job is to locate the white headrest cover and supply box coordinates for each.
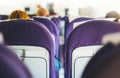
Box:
[102,32,120,45]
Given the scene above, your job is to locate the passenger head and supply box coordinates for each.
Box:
[8,10,30,19]
[36,8,50,17]
[105,11,120,22]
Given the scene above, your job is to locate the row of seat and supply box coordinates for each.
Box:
[1,14,120,78]
[0,15,69,57]
[0,15,69,60]
[0,14,70,78]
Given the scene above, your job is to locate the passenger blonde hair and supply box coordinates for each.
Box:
[8,10,30,19]
[36,8,50,17]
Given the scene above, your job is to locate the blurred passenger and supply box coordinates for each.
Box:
[48,3,58,15]
[8,10,30,19]
[36,7,50,16]
[105,11,120,22]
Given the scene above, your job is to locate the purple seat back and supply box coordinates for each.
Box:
[0,15,8,20]
[33,17,58,37]
[0,44,32,78]
[0,19,55,78]
[65,20,120,78]
[51,17,61,30]
[33,17,60,59]
[65,17,93,40]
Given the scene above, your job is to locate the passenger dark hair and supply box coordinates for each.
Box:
[8,10,30,19]
[105,11,120,22]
